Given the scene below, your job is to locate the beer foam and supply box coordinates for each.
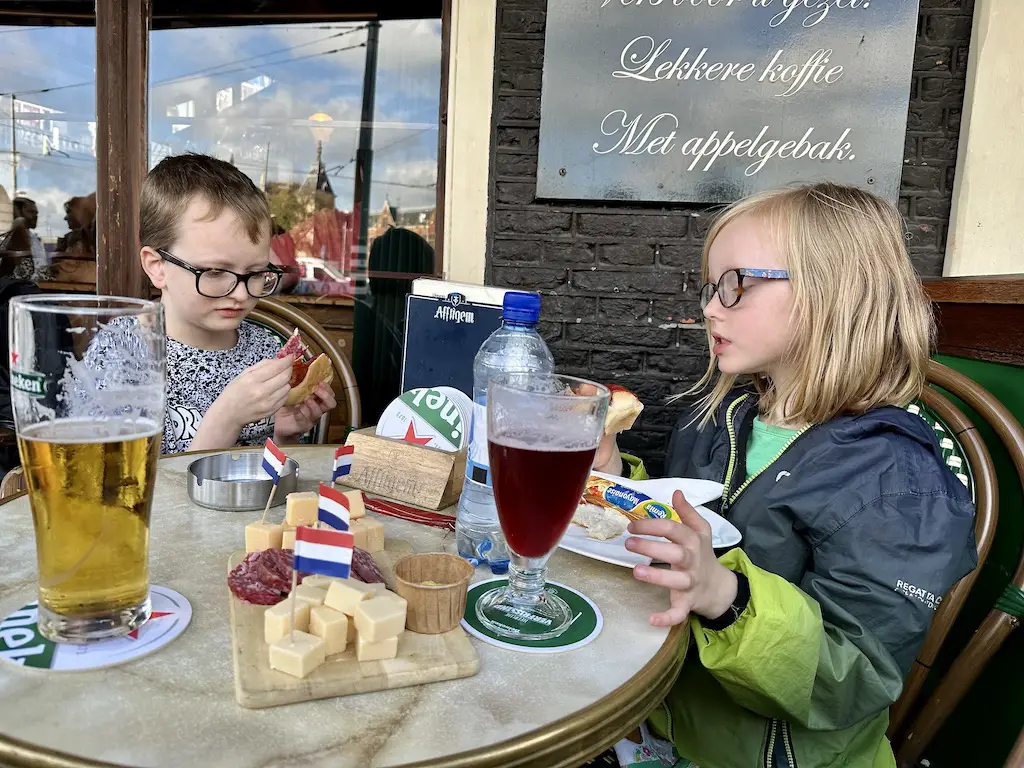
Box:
[489,433,600,453]
[19,418,162,443]
[55,317,166,431]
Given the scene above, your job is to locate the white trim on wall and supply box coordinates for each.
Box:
[441,0,497,286]
[945,0,1024,276]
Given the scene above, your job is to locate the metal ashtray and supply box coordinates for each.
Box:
[187,451,299,511]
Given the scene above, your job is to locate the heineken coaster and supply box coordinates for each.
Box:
[0,585,192,671]
[461,578,603,653]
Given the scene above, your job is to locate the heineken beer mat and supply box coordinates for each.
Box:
[0,585,192,671]
[462,578,603,653]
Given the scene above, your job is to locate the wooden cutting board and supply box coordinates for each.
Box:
[227,539,480,709]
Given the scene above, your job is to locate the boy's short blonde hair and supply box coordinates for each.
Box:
[141,153,270,251]
[692,182,934,426]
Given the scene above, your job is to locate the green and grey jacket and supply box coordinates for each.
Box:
[642,392,977,768]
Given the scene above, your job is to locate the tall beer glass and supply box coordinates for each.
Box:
[10,296,166,643]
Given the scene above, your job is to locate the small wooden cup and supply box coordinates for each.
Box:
[394,553,474,634]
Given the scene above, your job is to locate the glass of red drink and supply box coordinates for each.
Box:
[476,373,609,640]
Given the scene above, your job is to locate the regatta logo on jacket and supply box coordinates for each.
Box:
[895,579,943,611]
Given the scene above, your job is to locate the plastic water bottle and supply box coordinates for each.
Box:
[455,291,554,573]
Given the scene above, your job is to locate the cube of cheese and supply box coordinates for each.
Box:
[309,605,349,655]
[376,589,408,608]
[342,490,366,520]
[356,634,398,662]
[264,596,311,644]
[281,526,296,550]
[355,596,407,642]
[349,517,385,554]
[269,631,326,678]
[245,520,283,553]
[293,584,328,609]
[301,574,335,590]
[285,491,318,526]
[324,579,379,616]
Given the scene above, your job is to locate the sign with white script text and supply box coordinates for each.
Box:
[536,0,920,204]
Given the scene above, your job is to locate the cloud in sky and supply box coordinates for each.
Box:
[0,19,442,236]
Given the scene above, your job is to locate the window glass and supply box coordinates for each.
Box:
[0,23,97,285]
[150,16,443,427]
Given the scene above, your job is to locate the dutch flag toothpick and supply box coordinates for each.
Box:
[333,444,355,482]
[293,525,355,580]
[261,439,288,485]
[317,483,350,531]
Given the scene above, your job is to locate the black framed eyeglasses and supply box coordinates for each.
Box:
[157,249,281,299]
[699,268,789,309]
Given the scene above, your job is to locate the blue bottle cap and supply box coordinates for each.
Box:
[502,291,541,324]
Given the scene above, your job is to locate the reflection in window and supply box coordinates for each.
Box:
[150,16,443,427]
[0,23,97,283]
[149,19,441,299]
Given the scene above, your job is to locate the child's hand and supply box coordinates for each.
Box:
[592,432,622,475]
[210,355,294,430]
[274,382,338,444]
[577,382,622,475]
[625,490,738,627]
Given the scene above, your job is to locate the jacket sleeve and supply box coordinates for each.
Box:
[691,491,975,731]
[622,453,649,481]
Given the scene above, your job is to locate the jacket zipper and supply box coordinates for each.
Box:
[763,719,779,768]
[719,394,750,505]
[726,424,812,507]
[720,396,814,515]
[782,721,798,768]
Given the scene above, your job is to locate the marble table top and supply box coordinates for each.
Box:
[0,447,683,768]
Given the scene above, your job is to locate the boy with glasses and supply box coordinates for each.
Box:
[95,153,336,454]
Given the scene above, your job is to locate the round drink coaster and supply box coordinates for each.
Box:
[0,585,192,671]
[461,578,603,653]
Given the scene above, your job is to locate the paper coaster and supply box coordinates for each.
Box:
[461,578,602,653]
[0,585,192,670]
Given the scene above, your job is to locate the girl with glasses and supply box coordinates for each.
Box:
[595,183,976,768]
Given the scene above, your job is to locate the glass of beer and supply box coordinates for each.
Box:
[477,373,608,640]
[9,296,166,643]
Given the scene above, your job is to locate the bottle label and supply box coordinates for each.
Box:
[466,400,492,487]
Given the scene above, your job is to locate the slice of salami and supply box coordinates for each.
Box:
[351,547,384,583]
[277,330,308,359]
[257,560,291,593]
[228,548,303,605]
[228,572,283,605]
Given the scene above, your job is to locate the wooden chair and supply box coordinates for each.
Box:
[250,297,360,443]
[886,370,998,738]
[1006,725,1024,768]
[0,465,25,499]
[890,361,1024,767]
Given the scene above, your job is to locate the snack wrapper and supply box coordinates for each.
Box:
[583,476,680,523]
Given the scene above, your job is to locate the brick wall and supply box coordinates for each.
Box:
[486,0,974,475]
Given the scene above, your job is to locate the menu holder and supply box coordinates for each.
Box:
[340,428,466,511]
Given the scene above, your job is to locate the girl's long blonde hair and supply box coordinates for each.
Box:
[689,182,934,427]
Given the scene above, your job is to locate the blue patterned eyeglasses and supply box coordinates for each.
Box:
[699,268,790,309]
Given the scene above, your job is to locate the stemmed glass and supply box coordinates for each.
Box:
[476,373,609,640]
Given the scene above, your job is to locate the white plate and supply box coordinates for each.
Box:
[559,505,742,568]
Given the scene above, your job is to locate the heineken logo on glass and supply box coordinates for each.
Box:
[11,369,46,398]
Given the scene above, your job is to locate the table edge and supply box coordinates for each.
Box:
[0,449,688,768]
